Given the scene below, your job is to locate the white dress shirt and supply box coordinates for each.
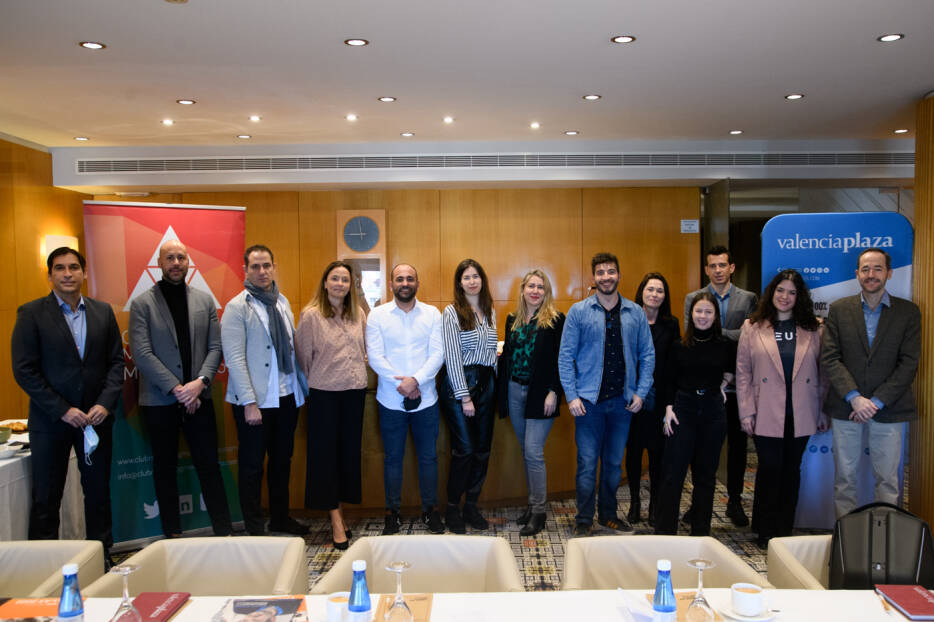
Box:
[365,298,444,411]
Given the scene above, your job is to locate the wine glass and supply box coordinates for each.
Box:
[384,560,413,622]
[685,558,715,622]
[108,564,142,622]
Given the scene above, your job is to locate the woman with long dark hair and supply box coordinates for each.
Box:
[498,269,564,536]
[737,269,827,548]
[655,291,736,536]
[624,272,680,526]
[439,258,498,533]
[295,260,367,550]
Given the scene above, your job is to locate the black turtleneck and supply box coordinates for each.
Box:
[664,327,736,406]
[158,279,192,384]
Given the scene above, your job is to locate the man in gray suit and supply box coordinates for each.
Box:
[821,247,920,518]
[683,245,757,526]
[129,239,232,537]
[222,244,308,536]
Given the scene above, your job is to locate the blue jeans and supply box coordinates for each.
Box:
[378,402,440,512]
[507,381,555,513]
[573,394,632,524]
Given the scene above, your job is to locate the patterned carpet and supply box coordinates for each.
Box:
[299,454,831,591]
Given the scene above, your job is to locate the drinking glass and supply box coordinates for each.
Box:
[108,564,142,622]
[384,561,413,622]
[685,558,715,622]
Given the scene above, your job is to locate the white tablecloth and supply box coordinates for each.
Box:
[79,589,911,622]
[0,420,85,541]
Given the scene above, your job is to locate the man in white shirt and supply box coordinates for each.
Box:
[221,244,308,536]
[366,264,445,535]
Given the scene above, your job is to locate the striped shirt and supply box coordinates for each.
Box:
[441,305,498,399]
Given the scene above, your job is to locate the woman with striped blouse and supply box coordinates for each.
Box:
[440,258,498,534]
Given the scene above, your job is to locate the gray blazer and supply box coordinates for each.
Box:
[129,284,221,406]
[684,284,758,341]
[820,293,920,423]
[221,289,308,406]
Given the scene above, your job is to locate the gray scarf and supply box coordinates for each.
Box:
[243,279,294,375]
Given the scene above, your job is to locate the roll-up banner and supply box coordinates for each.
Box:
[83,200,246,547]
[761,212,913,529]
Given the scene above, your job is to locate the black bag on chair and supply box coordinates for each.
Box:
[829,502,934,589]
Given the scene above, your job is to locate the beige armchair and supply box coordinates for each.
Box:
[83,536,307,597]
[562,535,771,590]
[0,540,104,597]
[767,535,831,589]
[312,535,524,594]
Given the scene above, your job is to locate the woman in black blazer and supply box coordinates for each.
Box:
[624,272,680,526]
[498,269,564,536]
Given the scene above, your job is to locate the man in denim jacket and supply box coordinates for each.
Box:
[559,252,654,536]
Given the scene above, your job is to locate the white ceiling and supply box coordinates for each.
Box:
[1,0,932,150]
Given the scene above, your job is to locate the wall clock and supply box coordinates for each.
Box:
[342,215,380,252]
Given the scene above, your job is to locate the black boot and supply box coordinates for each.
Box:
[519,512,546,537]
[627,499,641,525]
[517,507,532,525]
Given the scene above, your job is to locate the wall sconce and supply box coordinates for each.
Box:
[41,235,80,261]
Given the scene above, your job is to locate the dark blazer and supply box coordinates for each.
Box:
[498,311,564,420]
[129,283,221,406]
[11,293,124,432]
[683,284,758,341]
[821,293,921,423]
[648,315,680,410]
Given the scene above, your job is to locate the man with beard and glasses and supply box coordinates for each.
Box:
[221,244,308,536]
[558,252,654,537]
[682,245,757,528]
[365,264,446,535]
[129,239,232,538]
[822,247,920,518]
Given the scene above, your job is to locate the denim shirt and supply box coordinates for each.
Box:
[558,293,655,404]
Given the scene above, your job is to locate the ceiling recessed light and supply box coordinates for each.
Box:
[400,131,414,137]
[346,113,358,121]
[249,115,262,122]
[877,33,904,42]
[611,35,636,43]
[162,118,174,126]
[237,134,251,139]
[443,116,454,124]
[344,38,369,46]
[378,96,397,102]
[79,41,106,50]
[175,99,196,105]
[785,93,805,100]
[74,136,89,141]
[530,122,541,129]
[893,128,909,134]
[583,94,601,101]
[564,130,580,136]
[729,130,743,135]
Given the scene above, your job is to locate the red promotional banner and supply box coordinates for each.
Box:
[83,200,246,546]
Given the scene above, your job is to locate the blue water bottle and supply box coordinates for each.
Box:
[652,559,676,622]
[57,563,84,622]
[348,559,371,621]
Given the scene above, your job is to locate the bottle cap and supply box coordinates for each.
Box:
[62,563,79,575]
[352,560,366,571]
[657,559,671,571]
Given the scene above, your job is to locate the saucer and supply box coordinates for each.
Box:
[716,605,775,621]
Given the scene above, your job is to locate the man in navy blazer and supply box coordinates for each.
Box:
[683,246,758,527]
[11,247,124,552]
[822,247,920,518]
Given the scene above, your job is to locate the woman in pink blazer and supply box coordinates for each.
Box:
[736,269,828,549]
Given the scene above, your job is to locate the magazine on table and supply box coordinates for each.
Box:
[211,597,305,622]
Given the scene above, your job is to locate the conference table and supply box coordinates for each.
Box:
[76,589,911,621]
[0,420,85,540]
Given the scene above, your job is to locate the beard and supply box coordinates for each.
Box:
[596,279,618,295]
[393,286,416,303]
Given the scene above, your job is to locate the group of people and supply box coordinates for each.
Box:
[11,239,919,558]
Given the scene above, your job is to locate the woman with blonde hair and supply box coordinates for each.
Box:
[295,260,367,550]
[498,269,564,536]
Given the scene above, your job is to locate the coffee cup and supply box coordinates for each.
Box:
[326,591,350,622]
[731,583,765,616]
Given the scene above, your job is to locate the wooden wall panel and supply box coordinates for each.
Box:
[92,194,183,204]
[582,188,702,330]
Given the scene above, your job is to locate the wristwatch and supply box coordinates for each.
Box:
[199,375,211,387]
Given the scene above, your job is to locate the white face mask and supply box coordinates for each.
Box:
[83,425,99,466]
